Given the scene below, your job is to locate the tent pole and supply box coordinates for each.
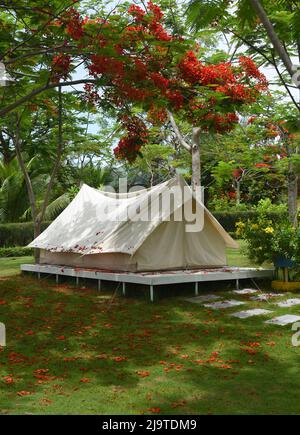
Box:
[150,285,154,303]
[195,282,199,296]
[98,280,101,292]
[122,282,126,296]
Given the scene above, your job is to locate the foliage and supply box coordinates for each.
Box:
[254,198,287,214]
[0,246,33,258]
[236,209,300,266]
[0,222,51,248]
[214,210,284,234]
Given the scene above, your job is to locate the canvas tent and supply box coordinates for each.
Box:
[29,176,238,272]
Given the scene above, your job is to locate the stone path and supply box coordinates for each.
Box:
[233,288,258,295]
[276,298,300,308]
[185,288,300,327]
[184,294,222,304]
[250,293,284,301]
[203,300,245,310]
[265,314,300,326]
[231,309,273,319]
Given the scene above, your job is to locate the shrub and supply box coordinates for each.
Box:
[0,246,34,257]
[236,213,300,267]
[0,222,51,247]
[213,211,285,233]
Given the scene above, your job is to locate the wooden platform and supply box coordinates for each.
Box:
[21,263,274,302]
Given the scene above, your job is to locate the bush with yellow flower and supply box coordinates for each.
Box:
[236,209,300,265]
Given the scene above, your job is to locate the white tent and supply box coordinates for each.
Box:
[29,176,238,272]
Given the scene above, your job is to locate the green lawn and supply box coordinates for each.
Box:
[0,252,299,415]
[0,256,34,277]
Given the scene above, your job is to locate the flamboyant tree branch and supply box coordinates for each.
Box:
[167,110,191,152]
[14,116,38,225]
[271,52,300,110]
[248,0,295,81]
[37,85,64,226]
[0,79,97,117]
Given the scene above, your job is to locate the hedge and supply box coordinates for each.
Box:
[0,213,286,248]
[0,246,34,257]
[213,211,286,234]
[0,222,51,248]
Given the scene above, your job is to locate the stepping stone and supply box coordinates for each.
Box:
[233,288,258,295]
[277,298,300,308]
[231,309,273,319]
[265,314,300,326]
[250,293,284,301]
[184,294,222,303]
[204,300,245,310]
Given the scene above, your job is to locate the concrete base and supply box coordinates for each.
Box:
[21,264,274,302]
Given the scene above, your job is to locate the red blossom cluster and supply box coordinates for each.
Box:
[201,112,239,133]
[114,117,149,162]
[64,7,84,40]
[49,2,268,161]
[239,56,267,83]
[51,53,71,82]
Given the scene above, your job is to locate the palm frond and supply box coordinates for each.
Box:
[41,193,72,221]
[187,0,227,30]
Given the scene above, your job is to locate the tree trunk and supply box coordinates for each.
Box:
[33,221,41,263]
[191,127,201,193]
[14,88,64,264]
[288,162,298,226]
[14,118,40,263]
[235,181,241,206]
[248,0,295,80]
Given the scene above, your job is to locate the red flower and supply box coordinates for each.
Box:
[52,53,71,82]
[3,376,14,384]
[148,407,161,414]
[148,2,164,20]
[65,7,84,40]
[150,72,169,90]
[166,89,184,110]
[136,370,150,377]
[128,4,146,21]
[114,116,149,162]
[239,56,267,84]
[255,163,271,168]
[17,391,33,396]
[80,378,91,383]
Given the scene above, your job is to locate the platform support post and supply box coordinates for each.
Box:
[37,272,41,280]
[195,282,199,297]
[98,280,101,292]
[122,282,126,296]
[76,276,79,287]
[236,279,239,290]
[56,274,59,284]
[150,285,154,303]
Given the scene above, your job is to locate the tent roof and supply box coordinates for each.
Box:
[29,176,238,255]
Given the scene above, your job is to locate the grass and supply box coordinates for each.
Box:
[0,250,299,415]
[0,256,33,277]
